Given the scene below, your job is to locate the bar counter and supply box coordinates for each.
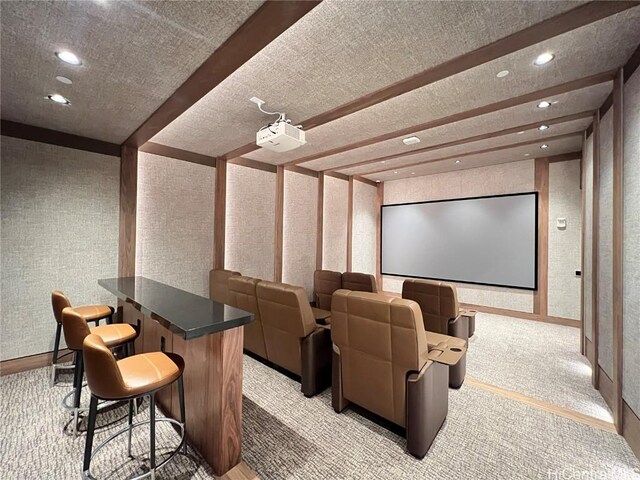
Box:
[99,276,254,476]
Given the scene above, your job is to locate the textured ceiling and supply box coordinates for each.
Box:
[307,82,610,172]
[242,7,640,167]
[365,135,583,182]
[152,0,586,156]
[341,116,592,176]
[0,0,262,143]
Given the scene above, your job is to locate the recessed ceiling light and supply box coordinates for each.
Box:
[524,153,531,156]
[517,131,525,135]
[393,171,398,174]
[411,172,415,175]
[55,75,72,85]
[538,125,549,131]
[46,94,71,105]
[537,101,551,109]
[496,70,509,78]
[534,52,555,66]
[540,144,549,149]
[55,51,82,66]
[381,160,386,164]
[403,136,420,146]
[376,180,381,183]
[455,160,461,164]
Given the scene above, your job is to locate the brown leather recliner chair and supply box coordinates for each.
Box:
[228,276,268,359]
[313,269,342,310]
[331,290,466,458]
[256,281,332,397]
[209,269,240,305]
[341,271,378,293]
[401,279,469,388]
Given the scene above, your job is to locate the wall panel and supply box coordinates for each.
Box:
[323,175,348,272]
[135,152,214,297]
[623,68,640,415]
[226,164,275,280]
[548,159,582,320]
[352,181,377,276]
[0,137,118,360]
[598,109,614,377]
[583,134,594,340]
[382,160,534,312]
[282,170,317,299]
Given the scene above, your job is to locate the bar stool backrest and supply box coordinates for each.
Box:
[52,291,72,324]
[61,307,91,351]
[83,334,127,400]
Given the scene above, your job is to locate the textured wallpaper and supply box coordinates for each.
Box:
[623,69,640,414]
[548,160,582,320]
[323,175,348,272]
[583,135,594,340]
[383,160,535,313]
[0,137,119,360]
[598,110,614,378]
[225,164,275,280]
[282,171,317,300]
[352,181,377,276]
[135,152,214,297]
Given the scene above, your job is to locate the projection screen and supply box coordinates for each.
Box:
[381,192,538,290]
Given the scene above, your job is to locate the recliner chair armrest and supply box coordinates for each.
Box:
[448,315,469,341]
[300,327,332,397]
[427,342,466,366]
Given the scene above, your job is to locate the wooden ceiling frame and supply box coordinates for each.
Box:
[218,2,636,162]
[331,110,594,173]
[124,0,322,149]
[361,131,582,177]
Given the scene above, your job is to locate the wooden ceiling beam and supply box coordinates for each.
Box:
[221,2,636,161]
[287,70,614,167]
[331,110,594,173]
[124,0,322,148]
[361,131,582,176]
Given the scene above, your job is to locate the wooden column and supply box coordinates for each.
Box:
[592,110,601,388]
[316,172,324,270]
[580,133,587,356]
[346,176,354,272]
[612,68,624,434]
[376,182,384,290]
[118,146,137,277]
[274,166,284,281]
[533,157,549,316]
[214,158,227,270]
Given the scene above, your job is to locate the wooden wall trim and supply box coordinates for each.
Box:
[286,70,615,167]
[592,110,600,388]
[597,44,640,119]
[316,173,325,271]
[274,166,285,282]
[612,68,624,434]
[125,1,322,148]
[333,112,592,173]
[580,134,587,356]
[1,119,120,157]
[352,175,378,187]
[285,164,318,177]
[0,348,71,376]
[623,401,640,461]
[533,157,549,316]
[547,151,583,163]
[118,146,137,277]
[346,177,354,272]
[598,366,615,411]
[325,171,349,181]
[139,142,216,167]
[457,303,580,328]
[214,159,227,270]
[375,183,384,289]
[228,156,277,173]
[359,132,582,176]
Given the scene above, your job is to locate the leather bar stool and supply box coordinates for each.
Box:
[82,334,186,480]
[61,307,138,435]
[51,291,114,386]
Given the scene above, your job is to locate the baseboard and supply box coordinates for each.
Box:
[598,366,615,411]
[585,338,595,365]
[0,348,72,376]
[623,401,640,461]
[459,303,580,328]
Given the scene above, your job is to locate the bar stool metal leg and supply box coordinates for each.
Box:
[127,399,134,458]
[149,394,156,480]
[83,395,99,478]
[177,376,186,454]
[72,353,85,436]
[51,323,62,386]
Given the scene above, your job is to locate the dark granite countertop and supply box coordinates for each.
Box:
[99,276,254,339]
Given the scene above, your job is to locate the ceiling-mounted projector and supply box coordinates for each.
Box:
[251,97,306,153]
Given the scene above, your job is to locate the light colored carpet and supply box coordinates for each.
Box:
[466,313,613,421]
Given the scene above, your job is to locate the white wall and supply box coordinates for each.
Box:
[323,175,348,272]
[352,181,377,276]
